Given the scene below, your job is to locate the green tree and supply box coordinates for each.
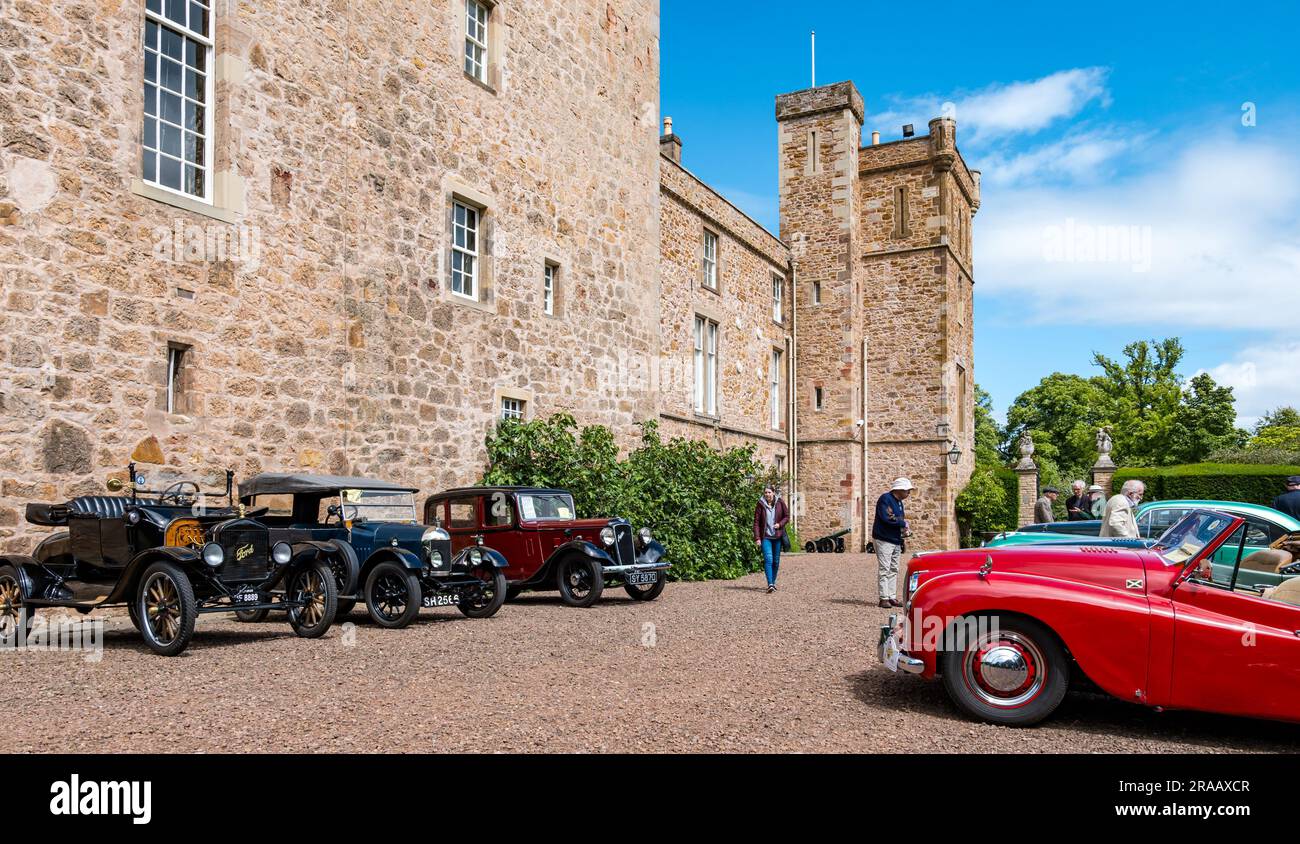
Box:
[1247,407,1300,452]
[1004,373,1110,478]
[972,385,1004,468]
[1091,338,1186,465]
[1166,373,1248,464]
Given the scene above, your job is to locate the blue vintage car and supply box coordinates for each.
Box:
[237,474,509,628]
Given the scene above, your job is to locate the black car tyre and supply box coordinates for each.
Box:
[126,600,142,632]
[0,565,34,646]
[137,561,198,657]
[364,561,422,629]
[458,567,507,619]
[234,607,270,623]
[556,555,603,608]
[940,614,1069,727]
[286,561,338,638]
[335,598,358,617]
[623,571,666,601]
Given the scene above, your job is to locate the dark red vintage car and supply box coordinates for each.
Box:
[422,487,670,607]
[879,510,1300,726]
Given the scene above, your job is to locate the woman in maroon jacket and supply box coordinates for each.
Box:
[753,486,790,593]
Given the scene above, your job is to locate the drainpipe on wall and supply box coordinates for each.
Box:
[788,263,798,533]
[861,338,869,551]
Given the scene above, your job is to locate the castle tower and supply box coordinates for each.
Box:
[779,85,978,555]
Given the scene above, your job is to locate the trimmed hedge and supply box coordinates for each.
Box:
[1114,463,1300,506]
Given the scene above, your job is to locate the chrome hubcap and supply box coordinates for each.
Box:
[961,630,1046,708]
[978,646,1029,692]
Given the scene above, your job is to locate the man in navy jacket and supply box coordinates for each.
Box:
[871,478,913,608]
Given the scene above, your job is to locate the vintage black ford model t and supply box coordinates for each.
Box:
[0,464,338,656]
[236,474,509,628]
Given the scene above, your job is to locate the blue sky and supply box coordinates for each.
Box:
[662,0,1300,426]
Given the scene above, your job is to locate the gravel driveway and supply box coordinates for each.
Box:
[5,552,1299,753]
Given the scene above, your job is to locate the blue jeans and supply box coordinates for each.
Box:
[761,537,782,586]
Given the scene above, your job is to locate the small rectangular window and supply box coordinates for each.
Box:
[814,386,824,411]
[501,397,525,422]
[166,344,187,413]
[808,130,819,173]
[464,0,489,83]
[142,0,213,200]
[812,280,821,305]
[772,274,784,324]
[893,185,909,237]
[694,315,718,415]
[543,263,556,315]
[702,230,718,290]
[451,201,479,299]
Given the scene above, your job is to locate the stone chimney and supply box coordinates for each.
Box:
[660,116,682,164]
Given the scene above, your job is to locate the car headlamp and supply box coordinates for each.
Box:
[422,527,450,543]
[428,550,443,568]
[600,527,616,546]
[202,542,224,567]
[638,527,652,545]
[907,572,920,597]
[272,542,292,565]
[468,548,483,565]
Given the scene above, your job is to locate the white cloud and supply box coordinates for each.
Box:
[980,129,1145,187]
[975,136,1300,330]
[871,68,1110,144]
[1204,343,1300,427]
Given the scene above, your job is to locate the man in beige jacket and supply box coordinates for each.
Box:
[1100,479,1146,538]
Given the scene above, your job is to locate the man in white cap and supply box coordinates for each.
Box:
[871,478,913,609]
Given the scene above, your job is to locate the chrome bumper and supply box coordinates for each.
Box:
[878,614,925,674]
[601,562,671,575]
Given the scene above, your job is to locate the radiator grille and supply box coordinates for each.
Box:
[614,523,635,567]
[217,525,271,582]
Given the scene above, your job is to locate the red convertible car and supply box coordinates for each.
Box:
[879,510,1300,726]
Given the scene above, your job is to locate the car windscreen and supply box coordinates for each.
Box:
[517,492,576,521]
[1152,511,1238,566]
[340,489,417,523]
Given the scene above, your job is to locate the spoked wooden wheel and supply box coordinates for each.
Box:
[137,561,197,656]
[286,561,338,638]
[0,566,33,646]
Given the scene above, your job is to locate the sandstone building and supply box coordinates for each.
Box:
[0,1,974,556]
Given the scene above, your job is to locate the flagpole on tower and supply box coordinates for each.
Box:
[811,30,816,87]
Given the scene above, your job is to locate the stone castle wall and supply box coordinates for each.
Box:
[0,0,660,550]
[657,152,791,471]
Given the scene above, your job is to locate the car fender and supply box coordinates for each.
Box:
[104,546,205,604]
[361,547,424,581]
[0,555,42,599]
[454,546,509,569]
[545,540,614,568]
[290,539,359,593]
[636,539,667,567]
[907,570,1152,704]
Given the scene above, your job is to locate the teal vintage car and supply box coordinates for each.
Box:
[985,500,1300,590]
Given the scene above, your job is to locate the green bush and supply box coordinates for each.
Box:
[955,467,1019,545]
[482,413,771,581]
[1114,463,1300,506]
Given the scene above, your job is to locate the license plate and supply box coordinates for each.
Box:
[234,588,259,604]
[422,592,459,608]
[626,571,659,586]
[881,627,902,673]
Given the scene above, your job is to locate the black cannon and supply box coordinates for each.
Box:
[803,528,849,554]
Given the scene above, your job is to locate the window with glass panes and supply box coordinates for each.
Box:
[702,230,718,289]
[451,201,479,299]
[465,0,489,82]
[772,274,784,323]
[500,397,524,422]
[142,0,211,200]
[543,264,555,315]
[694,316,718,415]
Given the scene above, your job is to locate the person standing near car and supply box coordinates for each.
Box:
[1272,476,1300,520]
[1034,487,1060,524]
[1087,484,1106,518]
[1100,479,1145,538]
[753,486,789,594]
[871,478,913,609]
[1065,480,1090,521]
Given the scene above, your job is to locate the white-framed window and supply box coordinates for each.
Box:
[812,280,821,304]
[465,0,489,83]
[501,396,524,422]
[770,348,783,429]
[772,274,784,324]
[702,230,718,290]
[166,344,188,413]
[142,0,213,201]
[451,201,479,299]
[543,263,556,315]
[693,316,718,415]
